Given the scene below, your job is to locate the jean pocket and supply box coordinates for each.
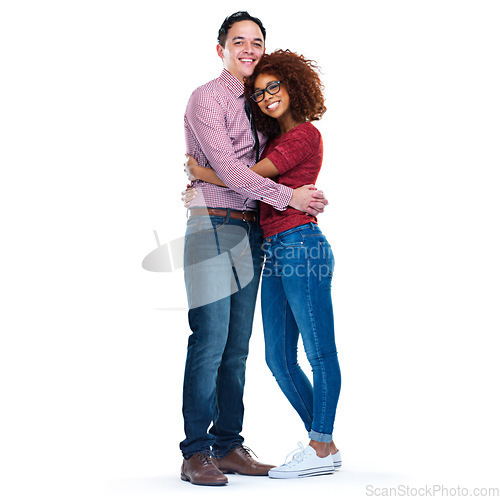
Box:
[278,230,305,247]
[186,215,225,233]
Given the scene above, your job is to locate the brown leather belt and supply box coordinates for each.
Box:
[188,208,257,222]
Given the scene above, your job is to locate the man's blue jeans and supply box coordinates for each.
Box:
[180,212,263,458]
[261,223,341,443]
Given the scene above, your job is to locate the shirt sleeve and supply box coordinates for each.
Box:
[185,88,292,211]
[265,125,321,175]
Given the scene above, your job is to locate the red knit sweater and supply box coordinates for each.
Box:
[260,122,323,238]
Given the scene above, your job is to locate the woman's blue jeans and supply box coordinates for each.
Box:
[261,223,341,443]
[180,213,263,458]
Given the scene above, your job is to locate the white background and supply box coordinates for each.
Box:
[1,1,499,499]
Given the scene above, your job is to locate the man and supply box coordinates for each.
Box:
[180,11,327,486]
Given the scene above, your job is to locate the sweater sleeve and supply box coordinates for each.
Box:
[265,125,321,175]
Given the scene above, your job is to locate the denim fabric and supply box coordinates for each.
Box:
[261,223,341,443]
[180,213,263,458]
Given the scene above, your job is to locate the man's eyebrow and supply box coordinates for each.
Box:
[230,36,264,43]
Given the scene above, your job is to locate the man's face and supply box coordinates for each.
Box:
[217,20,265,82]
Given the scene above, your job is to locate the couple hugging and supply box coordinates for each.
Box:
[179,11,342,486]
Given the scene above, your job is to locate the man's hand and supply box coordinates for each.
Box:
[289,185,329,216]
[181,185,198,208]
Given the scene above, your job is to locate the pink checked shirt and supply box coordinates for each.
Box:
[184,69,293,211]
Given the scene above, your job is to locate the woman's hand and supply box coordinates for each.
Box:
[184,154,201,181]
[181,185,198,208]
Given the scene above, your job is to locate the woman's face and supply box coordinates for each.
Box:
[254,73,292,123]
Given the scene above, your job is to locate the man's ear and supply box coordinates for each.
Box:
[216,44,224,60]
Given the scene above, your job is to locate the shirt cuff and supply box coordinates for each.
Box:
[274,185,293,211]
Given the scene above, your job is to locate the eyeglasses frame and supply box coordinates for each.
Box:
[250,80,282,103]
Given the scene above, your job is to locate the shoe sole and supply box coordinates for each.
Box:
[219,469,270,476]
[180,473,227,486]
[269,466,335,479]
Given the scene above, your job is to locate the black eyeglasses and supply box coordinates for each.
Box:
[250,81,281,103]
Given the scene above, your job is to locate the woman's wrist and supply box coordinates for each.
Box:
[190,165,201,180]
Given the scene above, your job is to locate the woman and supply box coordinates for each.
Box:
[185,49,342,479]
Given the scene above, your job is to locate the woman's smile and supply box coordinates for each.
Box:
[266,100,281,111]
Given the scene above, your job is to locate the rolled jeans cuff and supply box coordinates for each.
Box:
[308,430,332,443]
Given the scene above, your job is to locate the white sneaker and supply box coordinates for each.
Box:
[332,449,342,469]
[268,443,335,479]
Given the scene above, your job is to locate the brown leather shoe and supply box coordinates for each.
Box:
[180,452,228,486]
[214,445,275,476]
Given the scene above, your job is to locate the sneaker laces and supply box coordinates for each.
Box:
[283,442,307,466]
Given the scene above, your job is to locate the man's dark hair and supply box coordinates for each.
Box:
[217,11,266,47]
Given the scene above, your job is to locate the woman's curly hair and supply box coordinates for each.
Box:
[244,49,326,139]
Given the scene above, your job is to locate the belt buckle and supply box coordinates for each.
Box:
[242,211,250,222]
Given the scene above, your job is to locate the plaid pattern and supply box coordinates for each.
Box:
[184,69,292,211]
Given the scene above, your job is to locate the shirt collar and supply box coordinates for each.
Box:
[220,68,245,97]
